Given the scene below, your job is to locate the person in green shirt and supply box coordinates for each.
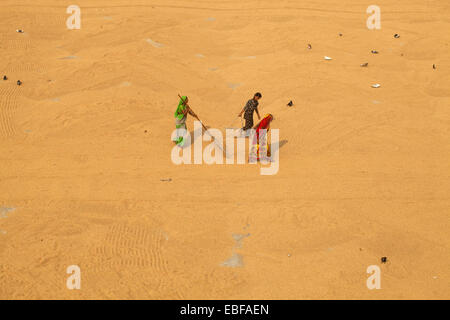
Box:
[173,96,198,146]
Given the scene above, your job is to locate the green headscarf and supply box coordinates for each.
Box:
[175,96,187,120]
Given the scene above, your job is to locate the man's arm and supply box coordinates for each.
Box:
[238,101,250,117]
[255,107,261,120]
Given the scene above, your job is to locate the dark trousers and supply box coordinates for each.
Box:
[242,116,253,131]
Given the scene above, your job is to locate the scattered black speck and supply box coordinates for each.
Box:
[381,257,387,263]
[287,101,293,107]
[394,34,400,38]
[17,80,22,86]
[3,75,7,80]
[433,64,436,69]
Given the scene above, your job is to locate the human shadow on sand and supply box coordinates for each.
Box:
[271,139,288,154]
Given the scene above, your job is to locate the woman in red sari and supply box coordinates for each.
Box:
[249,114,274,163]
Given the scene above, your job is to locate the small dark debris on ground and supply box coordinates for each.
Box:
[381,257,388,264]
[287,101,293,107]
[17,80,22,86]
[3,75,7,80]
[433,64,436,69]
[360,62,368,67]
[371,50,379,54]
[394,34,400,38]
[307,44,312,50]
[160,178,172,182]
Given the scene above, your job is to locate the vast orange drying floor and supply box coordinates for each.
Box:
[0,0,449,299]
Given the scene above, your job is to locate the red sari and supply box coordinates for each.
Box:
[249,114,273,162]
